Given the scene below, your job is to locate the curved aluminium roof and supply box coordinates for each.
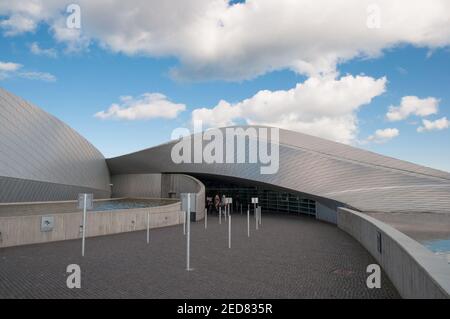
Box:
[0,88,111,202]
[107,126,450,214]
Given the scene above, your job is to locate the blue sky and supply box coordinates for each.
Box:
[0,1,449,172]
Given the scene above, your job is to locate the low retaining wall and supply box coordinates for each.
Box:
[338,207,450,299]
[0,202,183,248]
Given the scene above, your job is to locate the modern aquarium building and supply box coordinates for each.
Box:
[2,87,450,218]
[1,87,449,298]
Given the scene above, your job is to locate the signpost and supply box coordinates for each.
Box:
[251,197,258,229]
[183,211,186,235]
[247,207,250,237]
[228,214,232,249]
[147,212,150,244]
[224,197,228,222]
[78,193,93,257]
[187,195,191,270]
[181,193,194,271]
[222,195,226,222]
[258,206,262,226]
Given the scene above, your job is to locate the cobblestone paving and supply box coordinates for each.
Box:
[0,213,399,298]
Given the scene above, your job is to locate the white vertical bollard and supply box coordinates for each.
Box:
[219,206,222,224]
[228,214,231,249]
[147,211,150,244]
[186,196,191,271]
[81,194,87,257]
[256,205,258,231]
[205,208,207,229]
[247,209,250,237]
[183,211,186,235]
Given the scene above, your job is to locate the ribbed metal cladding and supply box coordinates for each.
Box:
[107,127,450,214]
[0,88,111,203]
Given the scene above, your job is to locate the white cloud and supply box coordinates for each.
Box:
[30,42,58,58]
[0,1,57,36]
[396,67,408,75]
[0,61,22,79]
[0,60,56,82]
[18,71,56,82]
[51,17,90,53]
[0,61,22,72]
[0,14,37,36]
[417,117,450,132]
[366,128,399,144]
[192,74,387,144]
[1,1,450,80]
[386,96,440,121]
[95,93,186,120]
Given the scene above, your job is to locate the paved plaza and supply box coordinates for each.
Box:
[0,213,399,298]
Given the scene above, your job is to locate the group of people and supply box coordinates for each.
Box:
[206,194,241,215]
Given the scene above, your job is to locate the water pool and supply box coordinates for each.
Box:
[93,199,178,211]
[421,238,450,264]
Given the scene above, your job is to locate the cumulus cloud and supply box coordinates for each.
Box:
[417,117,450,133]
[192,75,387,144]
[0,14,37,36]
[0,61,22,79]
[0,0,56,36]
[0,61,22,72]
[0,60,56,82]
[95,93,186,120]
[18,71,56,82]
[366,128,399,144]
[386,96,440,121]
[50,17,90,53]
[1,1,450,80]
[30,42,58,58]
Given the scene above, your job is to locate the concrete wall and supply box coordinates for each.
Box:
[315,199,338,224]
[0,202,183,248]
[112,173,206,221]
[111,174,162,198]
[337,207,450,299]
[161,174,205,221]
